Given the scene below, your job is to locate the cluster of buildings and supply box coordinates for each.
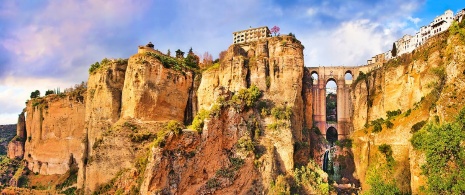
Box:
[231,8,465,67]
[368,8,465,65]
[232,26,270,44]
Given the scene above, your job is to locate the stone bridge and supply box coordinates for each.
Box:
[306,63,381,141]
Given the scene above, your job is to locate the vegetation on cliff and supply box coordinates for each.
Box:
[410,107,465,194]
[88,58,128,74]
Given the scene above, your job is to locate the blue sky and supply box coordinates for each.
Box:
[0,0,464,124]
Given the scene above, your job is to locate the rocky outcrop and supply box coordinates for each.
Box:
[7,113,26,159]
[197,36,304,174]
[82,59,128,192]
[7,141,23,159]
[350,32,465,193]
[24,91,86,175]
[83,49,196,193]
[121,50,193,122]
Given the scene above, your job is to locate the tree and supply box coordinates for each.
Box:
[30,90,40,99]
[45,90,55,96]
[391,42,397,57]
[202,52,213,66]
[218,50,227,62]
[184,48,199,69]
[167,49,171,57]
[270,26,280,36]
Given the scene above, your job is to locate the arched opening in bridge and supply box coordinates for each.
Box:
[311,71,318,85]
[326,127,338,144]
[326,79,337,123]
[345,70,353,84]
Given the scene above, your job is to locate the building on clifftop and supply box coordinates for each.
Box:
[233,26,270,44]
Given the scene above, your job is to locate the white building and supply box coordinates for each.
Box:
[386,9,455,59]
[395,34,415,56]
[456,9,465,22]
[233,26,270,44]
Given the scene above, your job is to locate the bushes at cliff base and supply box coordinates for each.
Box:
[410,107,465,194]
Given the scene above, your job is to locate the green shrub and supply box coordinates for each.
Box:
[378,143,394,167]
[373,122,382,133]
[293,161,329,194]
[378,144,392,156]
[410,120,426,133]
[366,170,401,195]
[45,90,55,96]
[190,109,210,133]
[130,132,152,142]
[206,178,221,189]
[386,109,402,118]
[404,109,411,117]
[164,120,183,136]
[312,126,321,135]
[237,137,254,152]
[271,106,292,120]
[88,62,100,74]
[385,120,394,129]
[210,103,222,118]
[410,108,465,194]
[30,90,40,99]
[229,85,262,110]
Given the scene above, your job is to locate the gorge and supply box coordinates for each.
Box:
[2,19,465,195]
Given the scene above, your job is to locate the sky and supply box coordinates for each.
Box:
[0,0,464,124]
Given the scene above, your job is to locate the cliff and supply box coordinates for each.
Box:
[350,31,465,193]
[7,112,26,159]
[139,35,306,194]
[24,88,86,176]
[3,24,465,194]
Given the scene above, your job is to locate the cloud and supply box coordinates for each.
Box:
[306,7,318,17]
[0,0,431,124]
[300,19,394,66]
[408,16,422,26]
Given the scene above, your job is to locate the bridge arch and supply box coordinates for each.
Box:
[311,71,319,85]
[326,127,338,143]
[344,70,353,84]
[307,66,356,139]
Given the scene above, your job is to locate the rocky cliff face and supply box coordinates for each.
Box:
[82,59,128,191]
[350,32,465,193]
[5,27,465,194]
[198,35,304,171]
[139,35,305,194]
[7,112,26,159]
[24,90,86,175]
[82,50,195,193]
[121,52,193,122]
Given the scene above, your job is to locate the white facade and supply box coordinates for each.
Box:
[386,9,456,59]
[233,26,270,44]
[456,9,465,22]
[395,35,415,56]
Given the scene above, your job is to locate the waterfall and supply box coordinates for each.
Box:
[323,150,329,172]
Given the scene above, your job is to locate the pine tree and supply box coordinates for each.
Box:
[391,42,397,57]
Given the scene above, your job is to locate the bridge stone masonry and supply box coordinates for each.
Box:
[306,62,381,141]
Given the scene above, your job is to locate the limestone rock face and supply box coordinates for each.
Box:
[121,52,193,122]
[7,112,26,159]
[140,109,259,194]
[7,141,24,159]
[82,60,128,191]
[24,93,85,175]
[350,33,465,193]
[197,35,304,174]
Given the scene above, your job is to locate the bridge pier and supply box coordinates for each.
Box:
[308,66,355,139]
